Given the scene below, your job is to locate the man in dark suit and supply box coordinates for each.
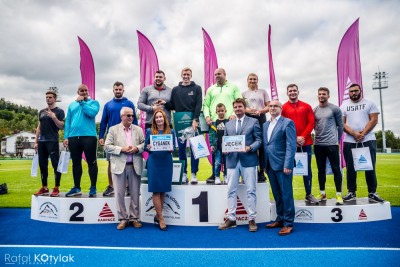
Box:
[218,98,262,232]
[263,100,297,236]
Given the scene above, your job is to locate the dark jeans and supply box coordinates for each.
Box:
[343,140,377,193]
[314,145,342,192]
[68,136,98,188]
[178,139,199,174]
[38,141,61,187]
[297,145,313,195]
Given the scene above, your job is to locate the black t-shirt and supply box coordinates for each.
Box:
[215,119,228,150]
[38,107,65,141]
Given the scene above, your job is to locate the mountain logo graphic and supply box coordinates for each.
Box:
[296,160,304,169]
[358,209,367,220]
[39,202,58,219]
[224,196,249,221]
[98,203,115,222]
[295,209,313,221]
[197,143,205,150]
[181,114,192,120]
[358,155,368,164]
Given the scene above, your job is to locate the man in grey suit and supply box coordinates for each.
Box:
[218,98,262,232]
[263,100,297,236]
[105,107,145,230]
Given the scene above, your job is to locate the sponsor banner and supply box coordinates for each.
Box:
[150,134,173,151]
[173,112,194,138]
[222,135,245,153]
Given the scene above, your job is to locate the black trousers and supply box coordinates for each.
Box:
[343,140,377,193]
[68,136,98,188]
[314,145,342,192]
[38,141,61,187]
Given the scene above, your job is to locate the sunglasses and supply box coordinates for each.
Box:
[125,114,134,118]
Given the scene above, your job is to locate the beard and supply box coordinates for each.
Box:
[350,93,361,101]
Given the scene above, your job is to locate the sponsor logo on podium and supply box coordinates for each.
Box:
[39,202,58,220]
[358,209,367,220]
[98,203,115,222]
[295,209,313,221]
[224,196,249,221]
[144,192,184,223]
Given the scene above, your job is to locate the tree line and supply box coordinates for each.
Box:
[0,98,38,140]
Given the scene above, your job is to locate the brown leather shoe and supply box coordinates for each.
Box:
[265,221,283,228]
[117,220,128,230]
[218,219,237,230]
[132,220,142,228]
[278,226,293,236]
[249,220,258,232]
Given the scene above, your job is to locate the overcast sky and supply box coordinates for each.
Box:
[1,0,399,135]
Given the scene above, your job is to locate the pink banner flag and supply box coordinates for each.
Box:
[202,28,218,93]
[78,36,95,99]
[337,18,363,167]
[337,18,363,105]
[137,31,159,160]
[268,25,279,101]
[202,28,219,165]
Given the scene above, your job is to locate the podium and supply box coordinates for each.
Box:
[31,182,391,225]
[31,183,271,225]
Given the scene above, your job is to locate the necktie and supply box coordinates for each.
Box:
[237,119,242,134]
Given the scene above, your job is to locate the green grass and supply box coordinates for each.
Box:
[0,154,399,207]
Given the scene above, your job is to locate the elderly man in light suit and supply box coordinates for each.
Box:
[218,98,262,232]
[263,100,296,236]
[105,107,145,230]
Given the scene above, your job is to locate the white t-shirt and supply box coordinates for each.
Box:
[242,89,270,111]
[340,98,380,143]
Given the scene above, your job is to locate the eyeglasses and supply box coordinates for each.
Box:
[125,114,134,118]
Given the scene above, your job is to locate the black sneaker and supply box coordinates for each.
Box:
[343,192,356,202]
[368,192,385,203]
[126,186,130,196]
[103,185,114,197]
[206,175,215,184]
[258,171,266,183]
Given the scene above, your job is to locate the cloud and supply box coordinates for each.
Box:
[0,0,399,134]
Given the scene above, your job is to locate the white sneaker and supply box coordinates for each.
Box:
[223,175,228,184]
[190,173,198,184]
[182,173,188,184]
[215,177,222,185]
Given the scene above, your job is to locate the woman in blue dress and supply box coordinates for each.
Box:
[145,110,175,231]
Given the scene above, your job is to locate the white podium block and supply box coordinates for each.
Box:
[140,183,270,226]
[31,183,271,225]
[270,198,392,223]
[31,194,126,224]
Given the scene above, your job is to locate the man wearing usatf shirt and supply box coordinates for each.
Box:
[340,83,385,203]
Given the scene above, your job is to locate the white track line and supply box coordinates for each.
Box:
[1,245,399,251]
